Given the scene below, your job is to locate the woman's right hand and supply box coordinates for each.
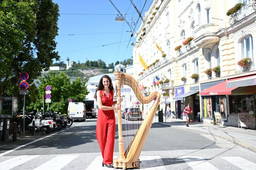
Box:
[115,104,121,110]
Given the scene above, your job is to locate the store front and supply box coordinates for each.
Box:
[200,76,256,129]
[173,86,199,120]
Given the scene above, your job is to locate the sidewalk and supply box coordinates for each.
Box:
[157,118,256,153]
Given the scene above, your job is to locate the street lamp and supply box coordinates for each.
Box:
[115,15,124,22]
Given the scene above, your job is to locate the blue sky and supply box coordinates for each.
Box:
[53,0,153,66]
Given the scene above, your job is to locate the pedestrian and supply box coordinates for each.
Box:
[94,75,120,168]
[166,103,171,121]
[183,103,193,127]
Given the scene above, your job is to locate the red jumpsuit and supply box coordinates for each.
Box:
[96,90,116,164]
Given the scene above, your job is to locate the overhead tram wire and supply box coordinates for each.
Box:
[129,0,147,23]
[59,40,130,54]
[109,0,134,35]
[125,0,149,48]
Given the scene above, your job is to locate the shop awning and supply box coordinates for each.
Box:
[200,81,238,96]
[226,74,256,88]
[173,91,198,101]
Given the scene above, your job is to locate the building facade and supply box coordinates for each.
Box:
[133,0,256,128]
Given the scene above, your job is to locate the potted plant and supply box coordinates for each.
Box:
[175,45,182,51]
[182,37,194,45]
[158,80,163,84]
[163,93,169,97]
[238,57,251,68]
[226,3,244,16]
[155,59,159,63]
[162,53,166,58]
[191,73,199,80]
[181,77,186,82]
[204,68,212,76]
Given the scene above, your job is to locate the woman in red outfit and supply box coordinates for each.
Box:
[94,75,120,168]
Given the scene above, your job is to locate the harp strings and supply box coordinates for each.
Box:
[120,74,158,156]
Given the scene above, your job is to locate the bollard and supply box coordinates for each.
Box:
[158,110,163,122]
[13,122,17,141]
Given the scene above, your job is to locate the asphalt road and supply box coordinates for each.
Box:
[0,118,256,169]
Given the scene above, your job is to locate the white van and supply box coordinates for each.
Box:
[68,102,86,121]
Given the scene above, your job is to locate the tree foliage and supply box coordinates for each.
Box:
[27,72,89,114]
[0,0,59,96]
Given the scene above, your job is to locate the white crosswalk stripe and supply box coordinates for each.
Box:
[0,155,39,170]
[34,154,79,170]
[181,156,218,170]
[0,154,256,170]
[222,157,256,170]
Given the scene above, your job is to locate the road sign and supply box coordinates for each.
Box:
[69,99,73,102]
[19,81,29,90]
[19,72,29,81]
[45,91,51,94]
[45,99,51,103]
[45,94,51,99]
[19,90,29,95]
[46,85,51,91]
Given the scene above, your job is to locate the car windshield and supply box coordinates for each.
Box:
[130,108,140,113]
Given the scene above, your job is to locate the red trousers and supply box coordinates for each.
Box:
[96,110,115,164]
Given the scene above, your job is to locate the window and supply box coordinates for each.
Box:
[181,30,185,39]
[217,48,220,66]
[239,0,249,5]
[190,21,195,36]
[206,8,210,24]
[168,69,172,80]
[207,51,212,68]
[182,64,187,78]
[193,58,199,73]
[167,40,171,56]
[241,35,253,59]
[197,4,201,26]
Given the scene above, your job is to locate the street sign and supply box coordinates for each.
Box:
[19,90,29,95]
[45,91,51,94]
[19,72,29,81]
[19,81,29,90]
[69,99,73,102]
[45,99,51,103]
[46,85,51,91]
[45,94,51,99]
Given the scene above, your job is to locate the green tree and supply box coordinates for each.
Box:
[0,0,59,96]
[28,72,89,114]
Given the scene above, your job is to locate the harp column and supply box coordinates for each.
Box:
[114,71,126,168]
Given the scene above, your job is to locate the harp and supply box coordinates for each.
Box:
[114,71,161,169]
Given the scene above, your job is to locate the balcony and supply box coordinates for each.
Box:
[193,24,220,49]
[229,3,256,25]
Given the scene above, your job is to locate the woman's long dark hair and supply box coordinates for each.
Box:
[94,75,114,99]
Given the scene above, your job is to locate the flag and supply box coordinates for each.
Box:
[154,40,163,53]
[138,53,148,70]
[154,76,160,85]
[160,74,167,81]
[155,76,160,81]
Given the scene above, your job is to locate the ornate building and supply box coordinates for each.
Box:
[133,0,256,128]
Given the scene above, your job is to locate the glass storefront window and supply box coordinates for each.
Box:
[229,95,254,114]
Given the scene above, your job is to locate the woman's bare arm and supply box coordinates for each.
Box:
[97,91,119,110]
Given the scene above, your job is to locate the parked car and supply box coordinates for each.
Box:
[123,107,142,121]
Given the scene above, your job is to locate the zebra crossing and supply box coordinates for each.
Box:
[1,152,256,170]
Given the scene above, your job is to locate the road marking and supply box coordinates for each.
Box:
[34,154,79,170]
[0,122,84,157]
[181,156,218,170]
[86,156,166,170]
[0,155,39,170]
[223,157,256,170]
